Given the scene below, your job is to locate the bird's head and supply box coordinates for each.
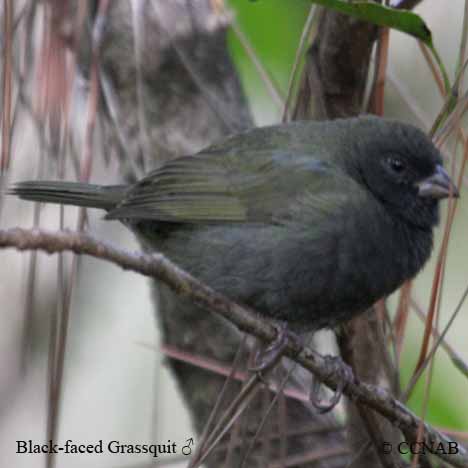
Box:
[346,117,459,230]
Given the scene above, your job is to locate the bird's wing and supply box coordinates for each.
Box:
[105,149,362,224]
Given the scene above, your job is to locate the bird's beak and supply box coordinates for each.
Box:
[416,165,459,199]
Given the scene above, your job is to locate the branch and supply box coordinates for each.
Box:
[1,227,467,468]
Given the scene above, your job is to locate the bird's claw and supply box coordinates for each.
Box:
[310,355,353,413]
[249,323,300,375]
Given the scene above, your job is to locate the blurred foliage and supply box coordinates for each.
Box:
[227,0,310,123]
[400,347,466,430]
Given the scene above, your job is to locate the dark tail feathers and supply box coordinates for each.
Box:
[9,181,126,211]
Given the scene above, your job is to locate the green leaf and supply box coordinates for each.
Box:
[304,0,431,43]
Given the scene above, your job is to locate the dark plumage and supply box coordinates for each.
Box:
[10,116,458,330]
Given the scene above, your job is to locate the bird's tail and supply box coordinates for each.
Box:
[9,181,126,211]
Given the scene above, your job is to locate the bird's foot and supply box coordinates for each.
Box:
[249,323,301,375]
[310,355,354,413]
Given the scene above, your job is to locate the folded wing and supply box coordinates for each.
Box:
[105,149,360,225]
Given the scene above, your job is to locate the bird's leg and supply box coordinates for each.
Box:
[309,354,354,413]
[249,322,301,375]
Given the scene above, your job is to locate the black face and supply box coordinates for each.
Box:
[351,119,456,230]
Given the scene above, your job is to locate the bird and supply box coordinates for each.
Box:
[11,116,459,334]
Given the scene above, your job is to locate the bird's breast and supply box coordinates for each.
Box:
[325,212,433,325]
[280,205,434,330]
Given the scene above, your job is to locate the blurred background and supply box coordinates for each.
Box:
[1,1,467,467]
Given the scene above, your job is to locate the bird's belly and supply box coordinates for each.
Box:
[134,219,432,332]
[278,223,432,330]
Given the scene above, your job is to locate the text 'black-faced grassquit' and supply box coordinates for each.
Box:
[11,116,459,332]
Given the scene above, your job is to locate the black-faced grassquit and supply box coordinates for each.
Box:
[11,116,459,331]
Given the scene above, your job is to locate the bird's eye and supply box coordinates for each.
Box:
[386,157,406,174]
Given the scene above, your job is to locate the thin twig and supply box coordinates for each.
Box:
[418,41,445,96]
[194,375,263,468]
[368,27,390,115]
[231,21,284,111]
[239,363,299,468]
[403,283,468,402]
[130,0,151,171]
[410,299,468,378]
[188,336,248,468]
[386,71,431,130]
[1,0,13,173]
[46,4,108,468]
[394,281,412,365]
[356,405,400,468]
[151,4,235,134]
[100,71,142,182]
[282,5,316,122]
[455,0,468,94]
[268,446,349,468]
[158,343,309,402]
